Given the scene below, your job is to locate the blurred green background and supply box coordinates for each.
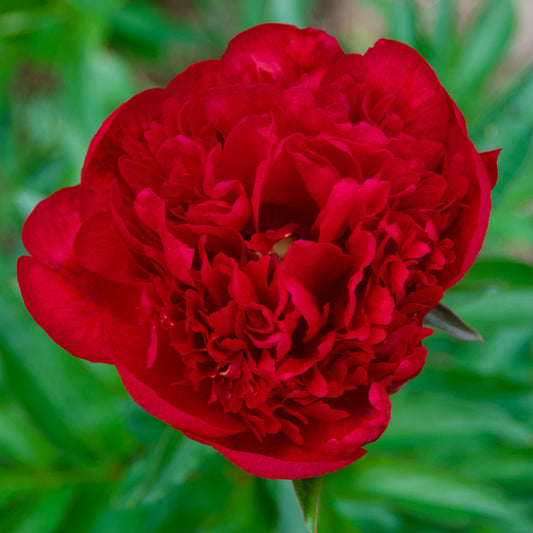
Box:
[1,0,532,532]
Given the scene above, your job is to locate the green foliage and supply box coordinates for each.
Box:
[293,476,322,533]
[424,303,484,342]
[0,0,531,532]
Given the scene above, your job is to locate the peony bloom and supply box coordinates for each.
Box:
[18,24,498,479]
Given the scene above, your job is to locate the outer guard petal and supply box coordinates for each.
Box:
[441,126,493,288]
[480,149,501,190]
[74,213,147,284]
[361,39,449,142]
[206,384,390,479]
[211,441,361,480]
[18,186,141,363]
[17,257,140,363]
[116,362,248,440]
[451,148,493,285]
[21,186,81,268]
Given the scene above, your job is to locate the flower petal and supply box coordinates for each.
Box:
[361,39,449,142]
[74,213,146,284]
[480,148,501,190]
[19,186,141,363]
[80,88,166,221]
[221,23,343,88]
[21,186,81,268]
[211,441,360,479]
[107,325,247,439]
[17,257,140,363]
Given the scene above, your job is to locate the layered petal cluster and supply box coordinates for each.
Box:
[18,24,498,479]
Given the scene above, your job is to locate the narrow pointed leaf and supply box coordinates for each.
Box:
[292,476,323,533]
[453,0,513,98]
[424,303,484,342]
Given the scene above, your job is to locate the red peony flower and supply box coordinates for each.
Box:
[18,24,498,479]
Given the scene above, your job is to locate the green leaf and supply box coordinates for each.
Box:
[266,480,308,533]
[0,465,109,493]
[292,476,323,533]
[450,326,532,382]
[461,449,533,490]
[334,498,399,532]
[382,393,532,448]
[0,295,136,461]
[432,0,456,56]
[443,288,533,327]
[264,0,309,27]
[0,9,60,39]
[388,0,417,47]
[459,259,533,289]
[114,427,178,509]
[142,437,215,504]
[0,339,86,459]
[115,429,215,508]
[55,484,115,533]
[198,477,275,533]
[472,70,533,203]
[7,487,75,533]
[109,2,203,53]
[0,406,57,465]
[453,0,514,99]
[342,460,533,531]
[424,303,484,342]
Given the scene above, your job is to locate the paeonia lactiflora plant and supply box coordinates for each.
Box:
[18,24,498,483]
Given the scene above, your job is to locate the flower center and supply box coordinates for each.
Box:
[272,236,294,260]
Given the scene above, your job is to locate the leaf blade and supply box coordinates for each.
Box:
[424,303,484,342]
[292,476,323,533]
